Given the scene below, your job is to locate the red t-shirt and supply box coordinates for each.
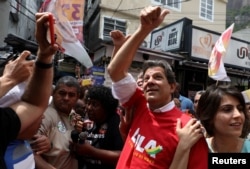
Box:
[116,88,208,169]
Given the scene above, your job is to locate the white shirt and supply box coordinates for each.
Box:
[111,73,175,113]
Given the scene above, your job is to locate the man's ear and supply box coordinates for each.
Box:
[170,82,177,94]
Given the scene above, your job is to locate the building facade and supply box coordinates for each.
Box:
[0,0,43,51]
[1,0,249,99]
[85,0,248,99]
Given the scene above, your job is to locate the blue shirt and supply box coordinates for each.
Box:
[241,139,250,152]
[4,140,34,169]
[179,95,194,112]
[207,138,250,153]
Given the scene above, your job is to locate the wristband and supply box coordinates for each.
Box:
[35,61,53,69]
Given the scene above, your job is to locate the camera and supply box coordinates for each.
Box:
[0,52,36,76]
[0,52,36,67]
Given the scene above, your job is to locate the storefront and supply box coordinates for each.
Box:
[94,44,185,87]
[149,17,250,100]
[189,26,250,94]
[89,17,250,100]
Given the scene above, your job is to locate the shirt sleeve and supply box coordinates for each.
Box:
[37,107,53,137]
[0,107,21,151]
[111,73,137,104]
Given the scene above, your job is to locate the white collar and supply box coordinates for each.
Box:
[147,100,175,113]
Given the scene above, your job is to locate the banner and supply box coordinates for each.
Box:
[208,23,234,81]
[60,0,85,43]
[242,89,250,104]
[40,0,93,68]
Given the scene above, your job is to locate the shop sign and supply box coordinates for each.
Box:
[150,18,189,52]
[191,27,250,69]
[91,66,105,85]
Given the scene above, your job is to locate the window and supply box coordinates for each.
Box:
[103,17,126,40]
[200,0,213,21]
[152,0,181,10]
[153,0,162,4]
[165,0,180,10]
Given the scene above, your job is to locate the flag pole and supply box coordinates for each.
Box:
[216,80,219,86]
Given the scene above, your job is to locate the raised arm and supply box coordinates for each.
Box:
[10,12,58,139]
[107,6,169,82]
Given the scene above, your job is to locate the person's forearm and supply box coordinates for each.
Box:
[34,154,56,169]
[111,46,121,60]
[0,77,17,98]
[108,26,151,82]
[16,51,53,138]
[21,51,53,108]
[169,142,191,169]
[119,130,128,142]
[82,147,121,165]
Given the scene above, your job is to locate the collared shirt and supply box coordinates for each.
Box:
[38,104,77,169]
[112,73,175,113]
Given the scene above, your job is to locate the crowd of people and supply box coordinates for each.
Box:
[1,6,250,169]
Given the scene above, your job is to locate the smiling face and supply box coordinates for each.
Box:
[213,94,245,138]
[142,66,175,110]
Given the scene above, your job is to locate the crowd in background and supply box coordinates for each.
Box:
[1,6,250,169]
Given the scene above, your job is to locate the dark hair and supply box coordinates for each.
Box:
[137,71,143,79]
[54,76,80,94]
[86,85,118,118]
[142,60,176,84]
[196,90,205,95]
[196,84,249,138]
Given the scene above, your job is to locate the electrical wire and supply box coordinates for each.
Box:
[6,0,250,33]
[111,0,123,18]
[9,3,35,22]
[8,0,249,27]
[13,0,37,16]
[118,0,191,11]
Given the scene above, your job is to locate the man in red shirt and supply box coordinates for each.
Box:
[108,6,208,169]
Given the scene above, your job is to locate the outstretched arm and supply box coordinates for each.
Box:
[107,6,169,82]
[10,12,58,139]
[169,118,203,169]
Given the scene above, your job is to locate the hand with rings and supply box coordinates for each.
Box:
[176,118,204,151]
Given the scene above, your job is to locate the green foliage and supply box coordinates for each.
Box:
[240,6,250,16]
[226,5,250,31]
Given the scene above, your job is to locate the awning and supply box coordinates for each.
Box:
[4,34,38,53]
[182,60,250,77]
[137,47,185,61]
